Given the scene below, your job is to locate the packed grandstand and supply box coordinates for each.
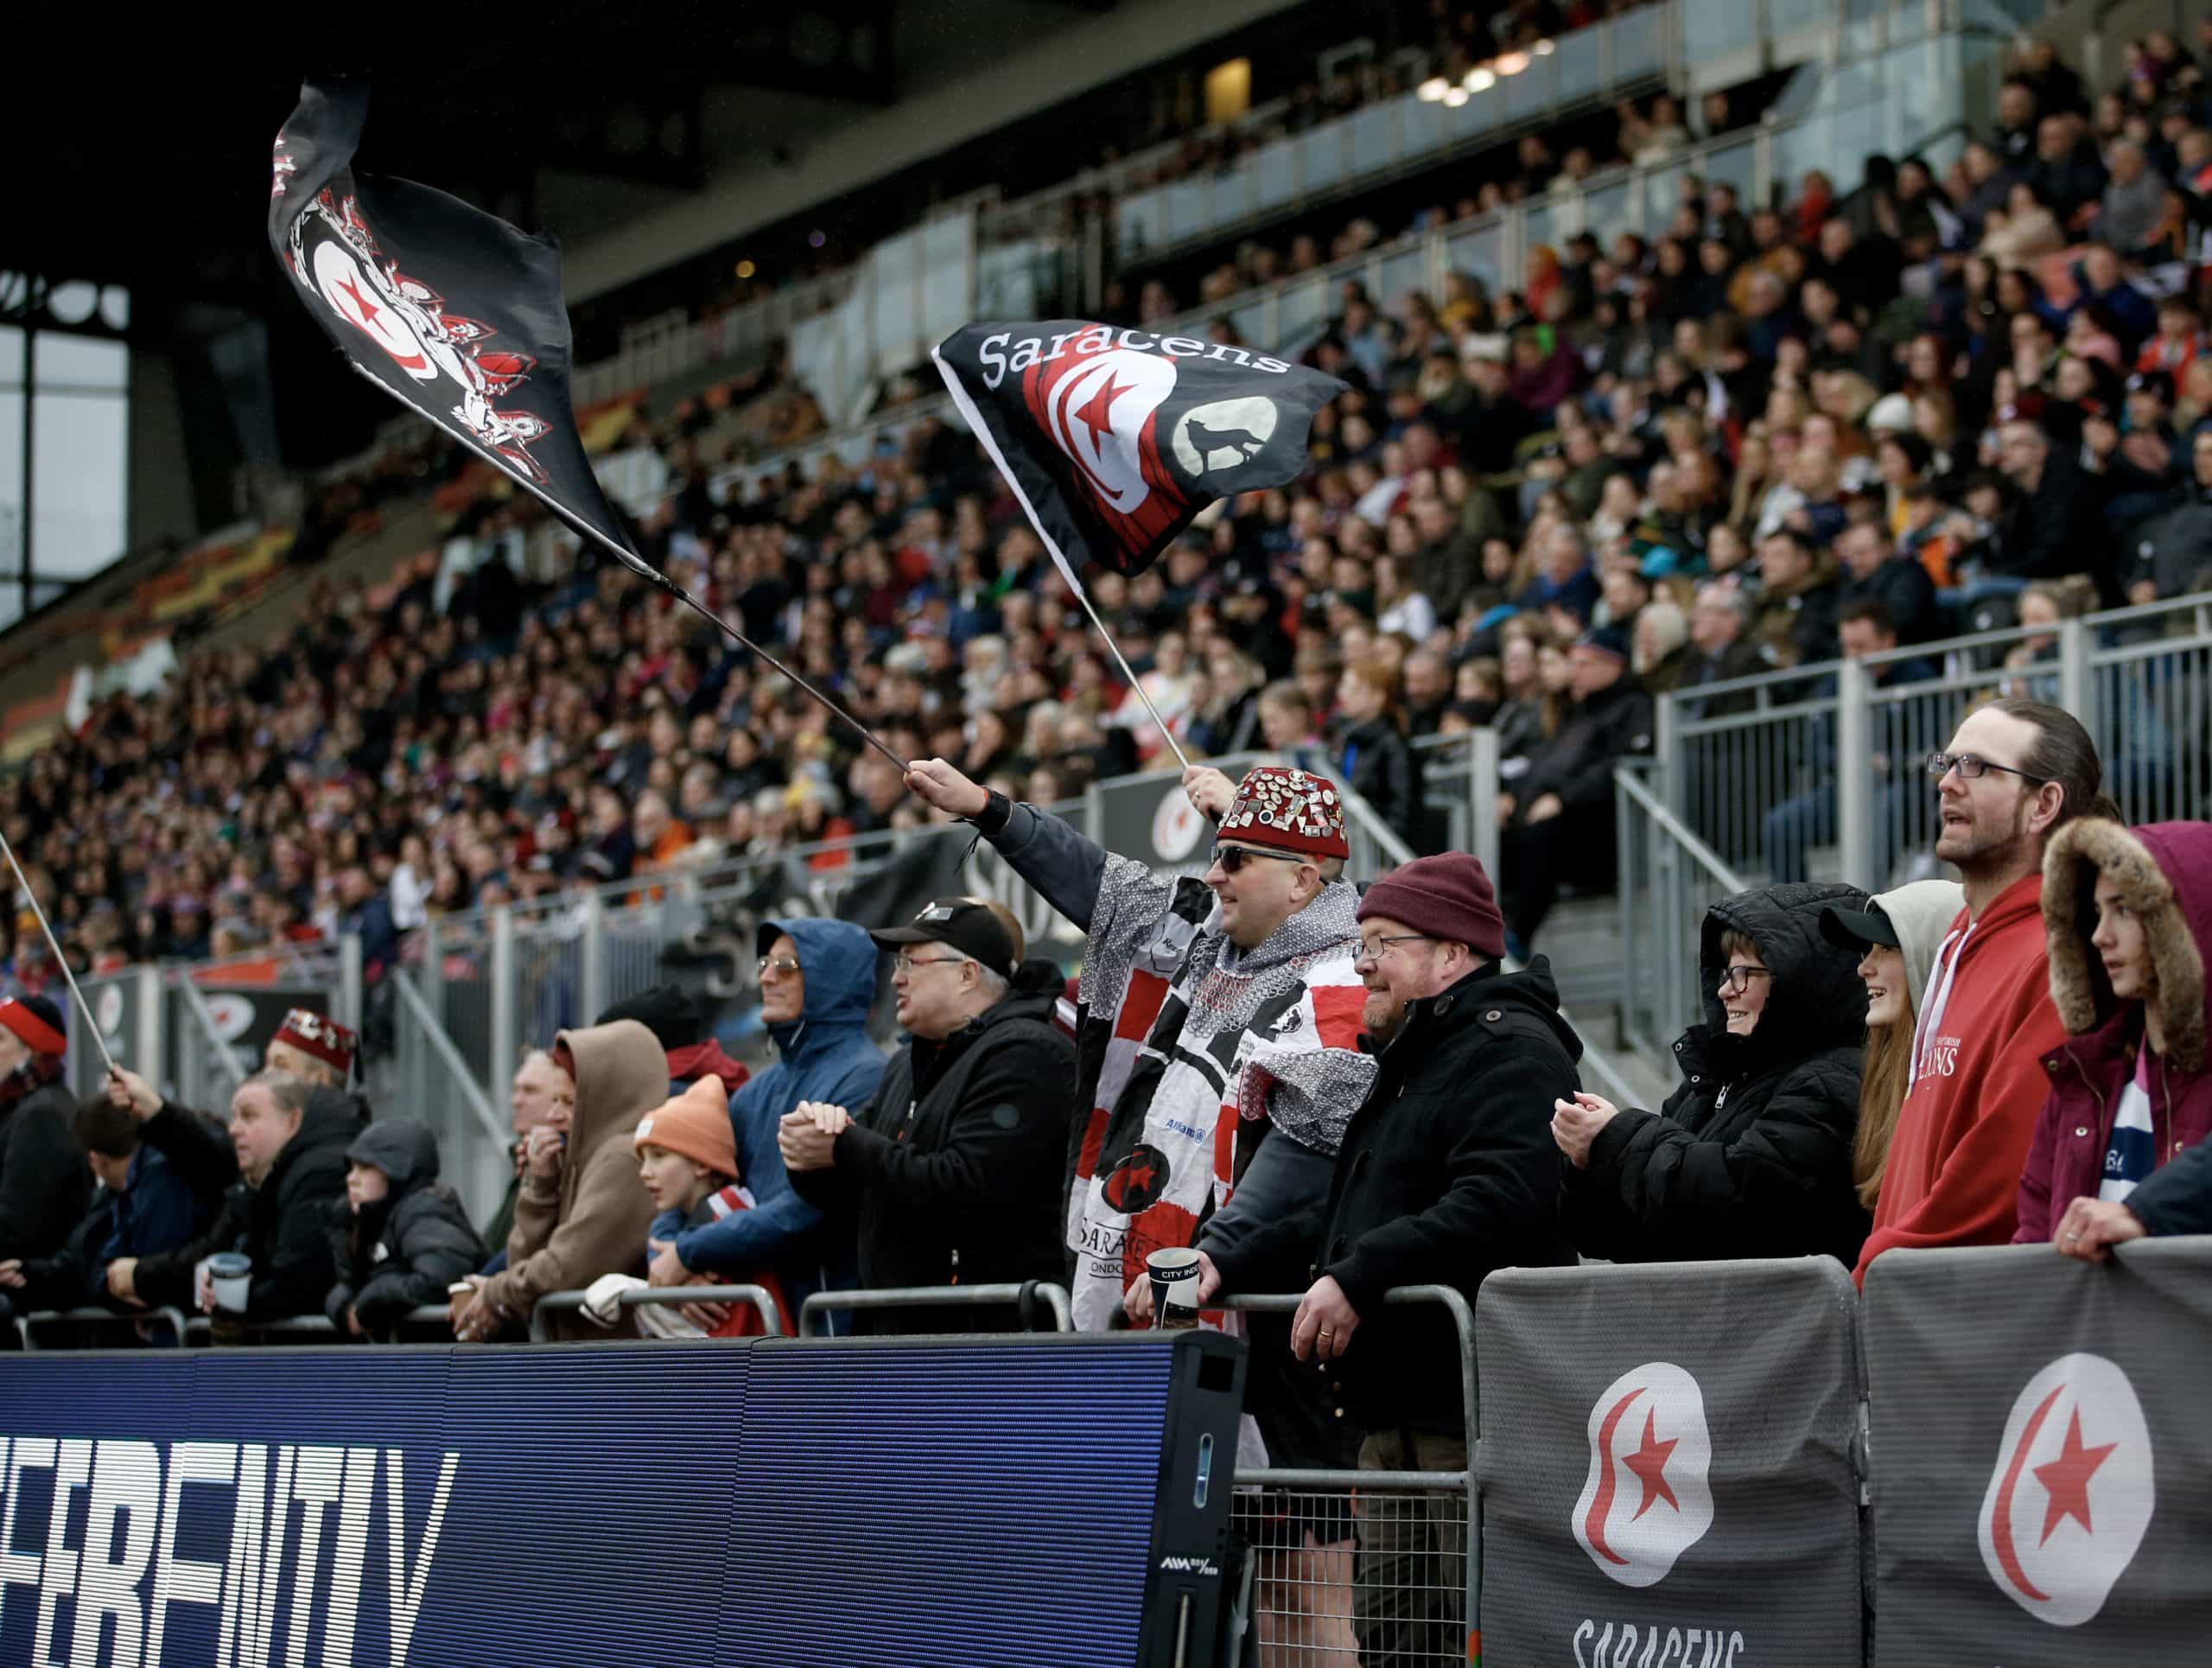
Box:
[1,3,2209,1665]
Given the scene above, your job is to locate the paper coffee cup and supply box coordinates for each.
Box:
[1146,1247,1203,1331]
[207,1252,252,1315]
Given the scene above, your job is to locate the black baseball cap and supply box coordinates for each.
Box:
[871,899,1018,979]
[1820,902,1899,955]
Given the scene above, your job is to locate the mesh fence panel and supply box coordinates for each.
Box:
[1230,1485,1471,1667]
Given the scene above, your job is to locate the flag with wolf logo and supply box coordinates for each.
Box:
[268,80,633,558]
[932,321,1345,581]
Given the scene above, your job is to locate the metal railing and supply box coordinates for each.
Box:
[16,1307,191,1350]
[178,1307,455,1346]
[1218,1286,1479,1667]
[529,1283,786,1343]
[387,967,513,1232]
[1657,592,2212,894]
[798,1282,1074,1337]
[171,975,250,1115]
[1615,763,1750,1054]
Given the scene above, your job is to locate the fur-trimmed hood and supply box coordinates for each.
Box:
[2042,818,2212,1074]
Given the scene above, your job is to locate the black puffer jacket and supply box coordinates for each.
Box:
[790,959,1075,1333]
[325,1118,486,1334]
[137,1088,367,1319]
[0,1076,89,1264]
[1338,718,1422,849]
[1563,882,1872,1266]
[1208,959,1583,1433]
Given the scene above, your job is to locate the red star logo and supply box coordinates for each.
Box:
[1073,372,1128,449]
[2033,1407,2117,1545]
[335,273,381,330]
[1624,1409,1681,1520]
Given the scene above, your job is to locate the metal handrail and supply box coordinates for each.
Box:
[171,976,247,1103]
[798,1282,1074,1337]
[1216,1284,1478,1453]
[16,1306,192,1350]
[180,1306,454,1345]
[1614,763,1747,896]
[390,966,508,1150]
[529,1283,785,1343]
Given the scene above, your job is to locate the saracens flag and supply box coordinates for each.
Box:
[933,320,1345,583]
[267,80,634,559]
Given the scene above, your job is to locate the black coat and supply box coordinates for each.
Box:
[137,1088,366,1319]
[1520,677,1656,818]
[1563,882,1873,1266]
[1209,961,1583,1432]
[1338,718,1422,847]
[325,1118,486,1334]
[0,1076,88,1264]
[791,960,1074,1333]
[1840,556,1940,644]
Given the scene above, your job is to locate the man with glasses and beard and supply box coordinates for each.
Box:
[1187,851,1580,1665]
[1853,698,2119,1285]
[902,756,1374,1339]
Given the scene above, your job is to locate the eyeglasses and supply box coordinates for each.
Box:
[1718,965,1773,996]
[757,954,802,978]
[1210,844,1309,875]
[1356,933,1432,963]
[893,952,969,976]
[1925,751,2051,786]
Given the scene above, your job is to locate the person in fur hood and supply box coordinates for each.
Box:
[2024,818,2212,1254]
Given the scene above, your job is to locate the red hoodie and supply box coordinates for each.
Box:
[1853,870,2068,1285]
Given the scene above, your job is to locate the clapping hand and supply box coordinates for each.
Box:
[1551,1092,1620,1168]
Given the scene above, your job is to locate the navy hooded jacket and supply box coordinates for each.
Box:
[673,916,885,1309]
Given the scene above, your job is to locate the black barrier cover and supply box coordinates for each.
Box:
[0,1331,1243,1667]
[1476,1257,1866,1668]
[1863,1239,2212,1665]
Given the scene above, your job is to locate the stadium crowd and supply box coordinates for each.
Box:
[7,29,2209,1009]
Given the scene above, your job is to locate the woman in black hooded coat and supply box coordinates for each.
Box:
[1551,881,1874,1266]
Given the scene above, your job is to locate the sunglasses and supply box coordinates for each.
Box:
[1211,844,1310,875]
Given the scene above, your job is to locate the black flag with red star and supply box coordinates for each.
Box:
[933,320,1344,583]
[267,80,634,558]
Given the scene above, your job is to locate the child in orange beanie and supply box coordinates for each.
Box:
[581,1076,791,1338]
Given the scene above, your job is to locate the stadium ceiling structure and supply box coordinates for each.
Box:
[0,0,1115,327]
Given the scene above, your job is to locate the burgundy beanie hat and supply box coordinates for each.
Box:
[1356,852,1507,962]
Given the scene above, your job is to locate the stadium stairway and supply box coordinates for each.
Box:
[1538,893,1677,1107]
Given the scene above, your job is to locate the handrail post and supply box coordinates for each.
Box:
[1835,656,1874,888]
[579,888,607,1025]
[2057,615,2096,754]
[1469,726,1501,886]
[339,931,364,1033]
[489,902,516,1110]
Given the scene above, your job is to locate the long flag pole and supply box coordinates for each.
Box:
[341,364,909,774]
[0,829,115,1075]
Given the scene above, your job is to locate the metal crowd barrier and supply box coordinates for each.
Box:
[179,1305,455,1345]
[1217,1285,1479,1667]
[529,1283,785,1343]
[16,1306,192,1350]
[798,1281,1074,1336]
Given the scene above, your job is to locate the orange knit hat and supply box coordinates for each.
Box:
[632,1075,738,1179]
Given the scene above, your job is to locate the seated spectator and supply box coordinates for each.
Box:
[1819,881,1967,1214]
[1554,882,1873,1264]
[592,1075,790,1338]
[1750,529,1843,669]
[452,1020,664,1341]
[1334,655,1421,847]
[2096,140,2170,257]
[780,900,1071,1333]
[1497,627,1654,956]
[0,1092,204,1318]
[2020,818,2212,1251]
[1675,587,1768,718]
[2125,429,2212,602]
[1256,679,1332,776]
[0,997,88,1269]
[1975,416,2113,591]
[134,1072,363,1321]
[479,1047,574,1271]
[325,1118,486,1338]
[1181,852,1574,1664]
[1836,521,1939,644]
[652,920,884,1321]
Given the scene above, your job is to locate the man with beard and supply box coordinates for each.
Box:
[1854,699,2115,1284]
[1188,853,1580,1664]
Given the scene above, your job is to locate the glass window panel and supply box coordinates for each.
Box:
[31,389,126,576]
[33,331,127,392]
[0,389,21,572]
[0,325,21,386]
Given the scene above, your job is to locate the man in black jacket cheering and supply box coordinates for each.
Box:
[780,899,1073,1334]
[1198,852,1581,1665]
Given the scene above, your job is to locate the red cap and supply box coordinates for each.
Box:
[0,997,66,1057]
[1217,766,1351,861]
[273,1008,359,1079]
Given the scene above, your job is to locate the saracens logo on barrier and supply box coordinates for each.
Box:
[1977,1351,2155,1627]
[1573,1362,1717,1588]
